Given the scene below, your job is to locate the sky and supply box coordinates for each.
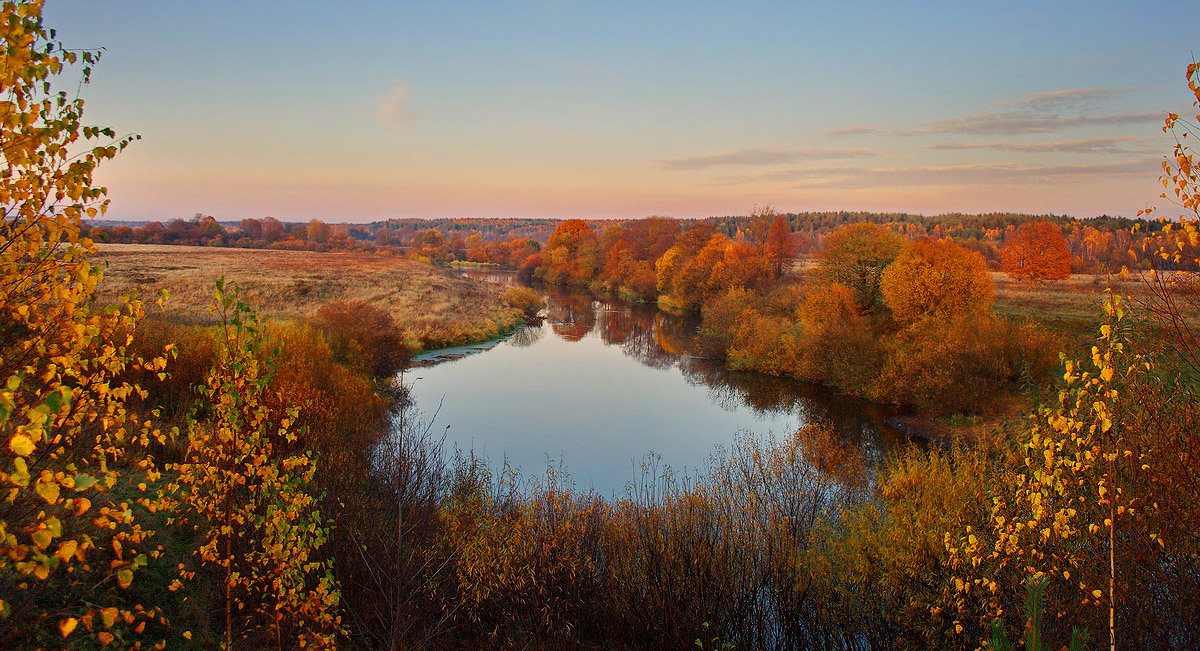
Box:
[44,1,1199,223]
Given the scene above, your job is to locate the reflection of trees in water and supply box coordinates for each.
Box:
[676,355,904,468]
[593,302,675,370]
[507,323,543,348]
[536,282,910,469]
[652,312,699,357]
[545,289,596,342]
[596,302,633,345]
[623,327,674,370]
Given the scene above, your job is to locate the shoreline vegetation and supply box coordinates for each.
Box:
[3,3,1200,648]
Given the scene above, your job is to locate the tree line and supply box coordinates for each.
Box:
[87,209,1179,277]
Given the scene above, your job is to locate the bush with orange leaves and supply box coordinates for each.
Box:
[727,312,804,376]
[810,444,998,648]
[873,313,1011,413]
[793,283,882,393]
[700,287,759,356]
[259,322,388,478]
[311,300,409,378]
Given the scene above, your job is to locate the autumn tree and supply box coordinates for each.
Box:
[1155,62,1200,222]
[0,2,168,645]
[539,219,600,285]
[793,284,880,393]
[764,215,796,278]
[409,228,451,263]
[307,218,331,244]
[240,217,263,241]
[817,222,904,312]
[657,233,770,312]
[1001,221,1072,282]
[946,291,1146,648]
[881,239,993,325]
[167,281,343,648]
[262,216,285,242]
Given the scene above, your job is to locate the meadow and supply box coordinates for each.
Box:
[95,243,524,351]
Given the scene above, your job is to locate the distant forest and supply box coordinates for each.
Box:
[91,210,1178,274]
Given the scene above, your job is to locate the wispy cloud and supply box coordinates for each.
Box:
[926,136,1150,153]
[994,87,1137,110]
[825,87,1156,138]
[374,85,418,130]
[902,110,1157,136]
[660,147,876,171]
[824,125,882,137]
[713,158,1159,188]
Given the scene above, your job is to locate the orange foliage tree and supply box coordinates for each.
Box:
[598,218,679,300]
[656,233,770,312]
[881,240,994,325]
[1001,221,1072,282]
[764,215,796,278]
[539,219,600,285]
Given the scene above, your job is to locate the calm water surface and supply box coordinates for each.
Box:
[406,278,908,496]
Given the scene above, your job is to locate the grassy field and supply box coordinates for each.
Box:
[95,244,524,350]
[992,272,1138,322]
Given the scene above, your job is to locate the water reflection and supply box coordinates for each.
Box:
[406,274,909,495]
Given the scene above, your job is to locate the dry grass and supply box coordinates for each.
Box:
[94,244,523,350]
[992,272,1138,323]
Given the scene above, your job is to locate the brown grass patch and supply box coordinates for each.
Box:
[95,244,522,350]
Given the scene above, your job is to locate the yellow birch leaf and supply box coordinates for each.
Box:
[35,480,59,504]
[59,617,78,637]
[9,433,35,456]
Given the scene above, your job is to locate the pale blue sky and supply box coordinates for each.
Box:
[45,1,1198,222]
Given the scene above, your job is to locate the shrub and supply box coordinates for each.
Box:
[794,283,882,393]
[727,314,802,376]
[502,286,545,319]
[311,300,408,377]
[874,314,1010,413]
[700,287,758,355]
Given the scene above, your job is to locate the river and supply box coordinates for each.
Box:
[405,276,911,496]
